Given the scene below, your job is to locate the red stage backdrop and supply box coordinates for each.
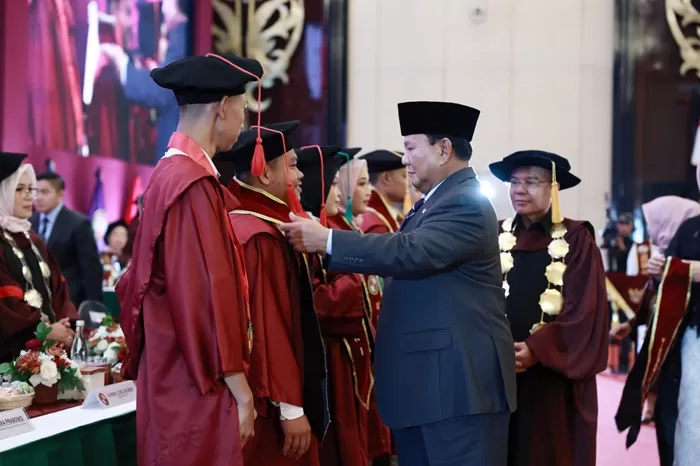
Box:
[0,0,212,218]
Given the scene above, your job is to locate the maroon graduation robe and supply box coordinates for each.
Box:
[504,215,608,466]
[0,230,76,362]
[315,214,375,466]
[228,180,327,466]
[117,154,250,466]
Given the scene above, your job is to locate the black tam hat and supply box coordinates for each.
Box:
[217,121,300,175]
[150,54,263,105]
[359,150,405,174]
[153,53,270,176]
[297,146,346,222]
[0,153,28,183]
[488,150,581,190]
[398,101,480,141]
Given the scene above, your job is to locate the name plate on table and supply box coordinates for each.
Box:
[0,408,34,440]
[82,381,136,409]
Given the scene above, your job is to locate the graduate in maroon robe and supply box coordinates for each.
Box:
[358,150,406,236]
[116,53,265,466]
[217,121,328,465]
[0,154,77,363]
[296,147,375,466]
[488,151,608,466]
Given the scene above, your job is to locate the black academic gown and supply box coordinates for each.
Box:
[638,216,700,466]
[505,214,608,466]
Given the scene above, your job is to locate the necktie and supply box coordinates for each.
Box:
[399,198,425,231]
[39,217,49,240]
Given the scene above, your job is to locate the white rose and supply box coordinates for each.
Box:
[36,360,59,387]
[103,342,122,364]
[548,239,570,259]
[545,262,567,286]
[107,327,124,339]
[95,339,109,354]
[502,217,514,232]
[539,289,563,316]
[500,252,514,274]
[499,232,517,251]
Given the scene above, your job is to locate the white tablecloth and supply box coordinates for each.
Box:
[0,401,136,453]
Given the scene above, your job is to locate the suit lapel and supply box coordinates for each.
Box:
[403,168,476,232]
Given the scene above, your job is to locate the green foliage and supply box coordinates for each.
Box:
[59,366,85,392]
[35,321,51,342]
[0,362,12,374]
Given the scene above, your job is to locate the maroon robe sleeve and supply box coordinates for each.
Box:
[525,226,609,380]
[243,234,303,407]
[162,180,248,395]
[313,270,366,319]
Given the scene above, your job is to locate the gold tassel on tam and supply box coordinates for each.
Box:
[550,160,563,223]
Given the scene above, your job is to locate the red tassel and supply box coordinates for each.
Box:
[319,204,328,227]
[251,137,266,177]
[288,188,308,218]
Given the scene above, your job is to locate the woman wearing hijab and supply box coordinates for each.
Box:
[612,196,700,424]
[0,153,77,363]
[616,166,700,465]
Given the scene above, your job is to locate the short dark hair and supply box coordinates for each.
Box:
[369,172,380,185]
[36,172,66,191]
[426,134,472,161]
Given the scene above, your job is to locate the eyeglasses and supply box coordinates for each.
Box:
[509,179,550,189]
[16,187,38,198]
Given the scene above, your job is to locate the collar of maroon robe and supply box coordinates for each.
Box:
[365,189,400,232]
[228,179,294,225]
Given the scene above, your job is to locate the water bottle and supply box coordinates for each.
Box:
[71,320,88,363]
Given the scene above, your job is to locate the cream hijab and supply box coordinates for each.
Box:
[337,159,368,219]
[0,164,36,233]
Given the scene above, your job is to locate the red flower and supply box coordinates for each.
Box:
[54,356,71,369]
[105,336,115,344]
[25,339,42,351]
[117,347,128,362]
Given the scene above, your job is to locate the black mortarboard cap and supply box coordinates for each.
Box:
[217,121,300,174]
[489,150,581,190]
[398,101,480,141]
[338,147,362,161]
[0,152,28,183]
[150,54,263,105]
[298,147,346,220]
[360,150,405,174]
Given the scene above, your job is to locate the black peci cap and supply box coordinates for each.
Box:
[398,101,480,141]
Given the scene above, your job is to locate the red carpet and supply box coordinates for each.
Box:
[597,372,659,465]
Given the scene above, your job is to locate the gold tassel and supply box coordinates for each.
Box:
[550,160,563,224]
[403,169,412,215]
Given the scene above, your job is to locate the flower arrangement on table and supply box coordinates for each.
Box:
[0,322,84,403]
[88,315,128,366]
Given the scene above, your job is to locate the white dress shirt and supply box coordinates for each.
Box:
[326,180,444,254]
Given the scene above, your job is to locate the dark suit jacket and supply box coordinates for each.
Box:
[329,167,517,430]
[31,207,103,306]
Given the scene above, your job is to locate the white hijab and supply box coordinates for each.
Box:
[0,164,36,233]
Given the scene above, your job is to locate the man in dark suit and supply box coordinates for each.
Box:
[32,172,103,307]
[281,101,517,466]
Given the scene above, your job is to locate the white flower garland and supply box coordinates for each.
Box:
[499,217,570,334]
